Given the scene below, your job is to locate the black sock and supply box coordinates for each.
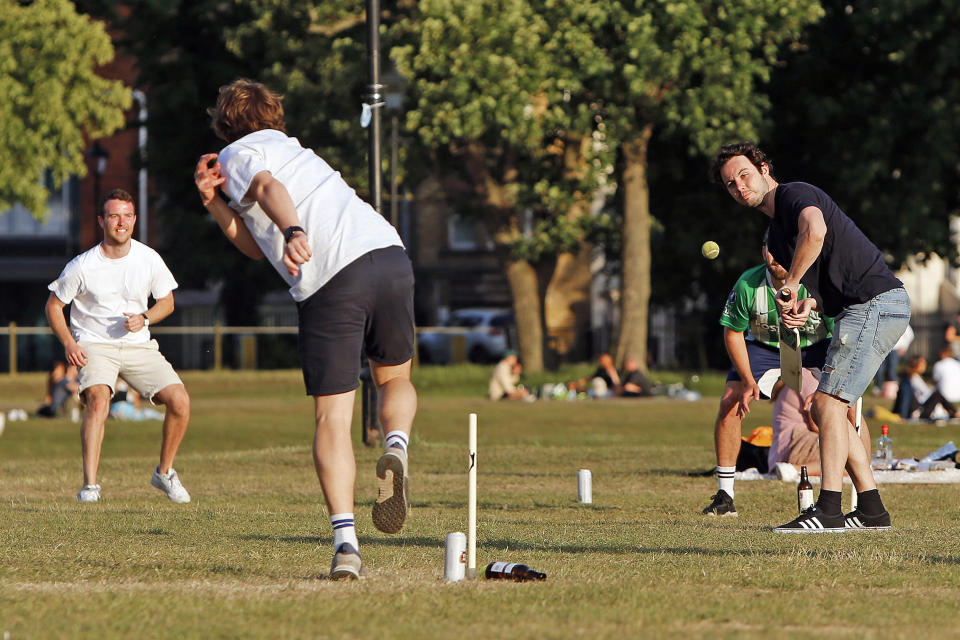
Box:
[816,489,842,515]
[856,489,885,516]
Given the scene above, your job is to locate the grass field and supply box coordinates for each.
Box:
[2,367,960,639]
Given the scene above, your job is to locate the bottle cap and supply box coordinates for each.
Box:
[881,424,889,434]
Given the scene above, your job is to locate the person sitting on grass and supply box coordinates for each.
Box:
[894,354,960,422]
[488,351,531,401]
[618,355,653,397]
[37,361,80,418]
[769,369,872,480]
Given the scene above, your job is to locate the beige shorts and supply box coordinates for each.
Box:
[787,427,821,467]
[78,340,183,403]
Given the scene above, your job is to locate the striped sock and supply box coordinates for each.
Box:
[384,430,409,454]
[717,466,736,498]
[331,513,359,551]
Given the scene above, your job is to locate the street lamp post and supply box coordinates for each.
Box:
[88,141,109,238]
[361,0,384,446]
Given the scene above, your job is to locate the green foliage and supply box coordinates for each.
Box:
[102,0,282,324]
[768,0,960,267]
[0,0,129,217]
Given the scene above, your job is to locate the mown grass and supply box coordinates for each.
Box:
[2,368,959,639]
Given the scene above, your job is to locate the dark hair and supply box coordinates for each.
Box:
[98,188,135,217]
[209,79,286,143]
[709,141,773,184]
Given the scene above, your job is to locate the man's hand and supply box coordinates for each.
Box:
[195,153,226,206]
[283,232,313,276]
[65,342,87,368]
[782,297,817,329]
[738,381,760,418]
[123,312,148,333]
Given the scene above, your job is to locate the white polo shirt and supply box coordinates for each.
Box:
[48,240,178,345]
[218,129,403,301]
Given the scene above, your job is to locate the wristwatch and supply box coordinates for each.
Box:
[284,225,305,243]
[141,313,150,327]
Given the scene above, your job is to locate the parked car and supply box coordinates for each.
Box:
[417,308,515,364]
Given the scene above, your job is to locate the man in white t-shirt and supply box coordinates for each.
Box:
[193,79,417,580]
[45,189,192,505]
[931,345,960,404]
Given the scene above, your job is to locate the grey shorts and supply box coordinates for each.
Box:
[818,287,912,405]
[78,340,183,403]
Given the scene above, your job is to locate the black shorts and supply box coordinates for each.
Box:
[297,246,415,396]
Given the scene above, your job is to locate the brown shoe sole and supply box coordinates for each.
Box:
[372,450,408,534]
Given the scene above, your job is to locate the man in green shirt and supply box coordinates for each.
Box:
[702,238,833,517]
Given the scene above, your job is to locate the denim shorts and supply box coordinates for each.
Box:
[818,287,912,405]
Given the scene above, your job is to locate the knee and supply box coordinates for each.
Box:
[163,387,191,418]
[84,388,112,417]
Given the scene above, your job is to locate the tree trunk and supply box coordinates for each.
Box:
[615,124,653,371]
[546,245,593,363]
[505,257,545,372]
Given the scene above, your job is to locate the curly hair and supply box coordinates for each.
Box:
[208,79,286,143]
[709,141,773,184]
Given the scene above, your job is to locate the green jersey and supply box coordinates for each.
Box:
[719,264,833,349]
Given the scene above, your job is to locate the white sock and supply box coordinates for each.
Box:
[384,430,409,454]
[717,466,736,498]
[331,513,359,551]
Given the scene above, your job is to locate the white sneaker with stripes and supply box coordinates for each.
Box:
[773,506,846,534]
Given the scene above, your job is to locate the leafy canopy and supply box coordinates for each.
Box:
[0,0,129,217]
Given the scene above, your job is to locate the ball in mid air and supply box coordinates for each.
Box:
[701,241,720,260]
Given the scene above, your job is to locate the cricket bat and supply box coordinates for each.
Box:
[777,290,803,395]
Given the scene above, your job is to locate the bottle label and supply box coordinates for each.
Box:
[798,489,814,512]
[490,562,511,573]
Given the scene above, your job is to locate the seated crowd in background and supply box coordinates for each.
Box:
[572,353,654,399]
[37,361,80,418]
[894,353,960,422]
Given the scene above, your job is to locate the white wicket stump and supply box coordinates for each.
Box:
[467,413,478,579]
[444,531,467,582]
[850,397,862,512]
[578,469,592,504]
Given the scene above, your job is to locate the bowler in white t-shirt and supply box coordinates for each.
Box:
[194,79,418,580]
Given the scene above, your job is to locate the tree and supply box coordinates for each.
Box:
[574,0,823,368]
[102,1,280,328]
[768,0,960,267]
[0,0,129,217]
[394,0,615,371]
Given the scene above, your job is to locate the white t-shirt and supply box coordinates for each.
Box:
[932,357,960,403]
[217,129,403,301]
[48,240,178,345]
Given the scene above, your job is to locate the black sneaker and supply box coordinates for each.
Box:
[701,490,738,517]
[772,506,846,533]
[844,508,892,531]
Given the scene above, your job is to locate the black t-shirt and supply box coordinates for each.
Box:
[767,182,901,317]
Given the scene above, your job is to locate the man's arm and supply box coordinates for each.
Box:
[243,171,313,276]
[725,328,758,417]
[123,292,175,333]
[45,293,87,367]
[194,154,265,260]
[779,205,827,309]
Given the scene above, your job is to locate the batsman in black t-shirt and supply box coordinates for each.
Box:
[711,142,911,534]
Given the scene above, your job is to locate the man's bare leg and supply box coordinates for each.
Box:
[370,358,416,533]
[80,385,112,487]
[312,390,358,515]
[153,383,190,474]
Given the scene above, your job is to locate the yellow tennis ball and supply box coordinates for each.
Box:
[701,241,720,260]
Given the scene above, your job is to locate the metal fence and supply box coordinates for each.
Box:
[0,323,490,374]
